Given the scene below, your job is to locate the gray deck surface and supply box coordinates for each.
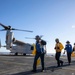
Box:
[0,55,75,75]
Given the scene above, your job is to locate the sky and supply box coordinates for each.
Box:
[0,0,75,53]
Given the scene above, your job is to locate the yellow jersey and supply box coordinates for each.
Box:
[55,42,64,52]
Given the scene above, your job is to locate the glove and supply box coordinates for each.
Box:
[57,47,60,49]
[63,51,65,54]
[54,47,56,49]
[54,47,59,49]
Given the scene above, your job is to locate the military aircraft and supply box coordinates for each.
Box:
[0,23,33,55]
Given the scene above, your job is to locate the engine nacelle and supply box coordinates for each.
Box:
[6,31,13,49]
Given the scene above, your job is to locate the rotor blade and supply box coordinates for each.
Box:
[0,23,9,29]
[0,29,6,31]
[40,35,43,38]
[25,37,35,39]
[0,39,1,48]
[25,35,43,39]
[1,46,6,47]
[12,28,33,32]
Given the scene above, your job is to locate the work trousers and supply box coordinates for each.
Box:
[33,52,44,71]
[55,52,63,66]
[67,52,72,64]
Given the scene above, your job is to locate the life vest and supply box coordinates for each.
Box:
[32,44,41,66]
[32,44,36,55]
[55,42,64,52]
[73,46,75,51]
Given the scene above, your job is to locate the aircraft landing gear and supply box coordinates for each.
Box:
[15,52,18,56]
[23,53,26,56]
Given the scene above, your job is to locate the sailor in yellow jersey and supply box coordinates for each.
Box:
[54,38,64,67]
[73,43,75,52]
[71,43,75,57]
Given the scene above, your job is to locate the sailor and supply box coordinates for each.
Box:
[64,41,72,65]
[73,43,75,52]
[54,38,64,67]
[32,35,46,72]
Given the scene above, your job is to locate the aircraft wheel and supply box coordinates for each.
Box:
[15,53,18,56]
[23,53,26,56]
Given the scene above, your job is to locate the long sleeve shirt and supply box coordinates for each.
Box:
[36,42,44,53]
[64,44,72,53]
